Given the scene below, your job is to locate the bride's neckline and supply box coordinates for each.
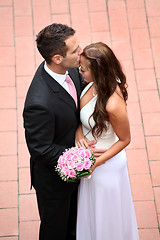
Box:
[81,82,96,99]
[80,82,97,111]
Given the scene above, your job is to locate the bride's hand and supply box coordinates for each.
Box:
[75,124,89,148]
[75,124,97,149]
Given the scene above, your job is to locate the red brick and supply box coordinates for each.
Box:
[126,149,149,174]
[127,80,139,103]
[112,41,132,61]
[15,16,33,36]
[19,194,40,221]
[153,187,160,213]
[70,3,91,44]
[0,66,15,86]
[126,0,144,9]
[148,17,160,38]
[52,14,71,26]
[51,0,69,14]
[19,168,34,194]
[108,1,127,21]
[151,38,160,78]
[33,0,50,5]
[15,36,35,76]
[18,143,30,168]
[128,125,145,149]
[91,31,111,46]
[134,201,158,228]
[139,90,160,113]
[138,228,160,240]
[90,12,109,32]
[150,161,160,186]
[18,121,26,143]
[136,69,157,90]
[130,28,150,49]
[143,112,160,136]
[122,59,135,82]
[128,8,147,29]
[0,0,12,6]
[110,20,129,42]
[88,0,107,12]
[0,25,14,46]
[0,181,18,208]
[0,6,13,26]
[33,5,51,26]
[19,221,40,240]
[0,87,16,108]
[133,48,154,69]
[146,136,160,161]
[127,102,142,125]
[0,47,15,66]
[0,109,17,131]
[16,76,32,98]
[130,174,154,201]
[0,208,18,236]
[14,0,32,16]
[145,0,160,17]
[0,156,17,181]
[0,237,18,240]
[70,0,86,2]
[0,132,17,155]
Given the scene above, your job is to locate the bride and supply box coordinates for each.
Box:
[76,42,139,240]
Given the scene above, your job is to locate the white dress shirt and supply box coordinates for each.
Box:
[44,62,70,93]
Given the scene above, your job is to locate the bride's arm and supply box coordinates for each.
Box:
[75,124,107,157]
[91,94,131,172]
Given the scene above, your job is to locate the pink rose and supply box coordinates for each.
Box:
[71,155,78,161]
[79,151,85,159]
[76,162,84,171]
[59,164,63,170]
[85,149,92,158]
[83,159,92,170]
[67,160,75,169]
[68,169,76,178]
[62,166,69,176]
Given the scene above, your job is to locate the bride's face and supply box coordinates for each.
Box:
[79,55,93,83]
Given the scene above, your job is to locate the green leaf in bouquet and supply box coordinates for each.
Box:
[67,170,91,182]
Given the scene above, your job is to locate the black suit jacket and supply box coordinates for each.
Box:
[23,62,83,197]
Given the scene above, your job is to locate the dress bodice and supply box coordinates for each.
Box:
[80,82,118,149]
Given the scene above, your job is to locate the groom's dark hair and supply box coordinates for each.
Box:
[36,23,75,64]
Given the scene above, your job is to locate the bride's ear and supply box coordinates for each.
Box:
[52,55,63,65]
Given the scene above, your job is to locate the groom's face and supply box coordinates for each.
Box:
[61,34,82,69]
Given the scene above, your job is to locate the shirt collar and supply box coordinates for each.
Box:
[44,62,68,85]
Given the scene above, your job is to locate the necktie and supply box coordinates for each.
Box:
[65,74,78,107]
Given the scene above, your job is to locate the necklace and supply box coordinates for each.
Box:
[93,86,96,97]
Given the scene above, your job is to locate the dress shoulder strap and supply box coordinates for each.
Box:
[80,82,94,99]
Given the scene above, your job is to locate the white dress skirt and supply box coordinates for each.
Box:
[77,82,139,240]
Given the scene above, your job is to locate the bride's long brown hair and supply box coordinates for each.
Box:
[81,42,128,138]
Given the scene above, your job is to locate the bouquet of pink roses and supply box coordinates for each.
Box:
[55,147,96,182]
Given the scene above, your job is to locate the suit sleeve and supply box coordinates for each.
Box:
[23,104,66,166]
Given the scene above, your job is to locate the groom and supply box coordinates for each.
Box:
[23,23,83,240]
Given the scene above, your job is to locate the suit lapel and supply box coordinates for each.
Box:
[41,65,77,110]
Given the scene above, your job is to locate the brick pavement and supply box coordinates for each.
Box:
[0,0,160,239]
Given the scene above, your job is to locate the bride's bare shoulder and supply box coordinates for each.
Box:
[105,87,126,114]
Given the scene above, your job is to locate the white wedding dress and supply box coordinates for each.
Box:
[77,82,139,240]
